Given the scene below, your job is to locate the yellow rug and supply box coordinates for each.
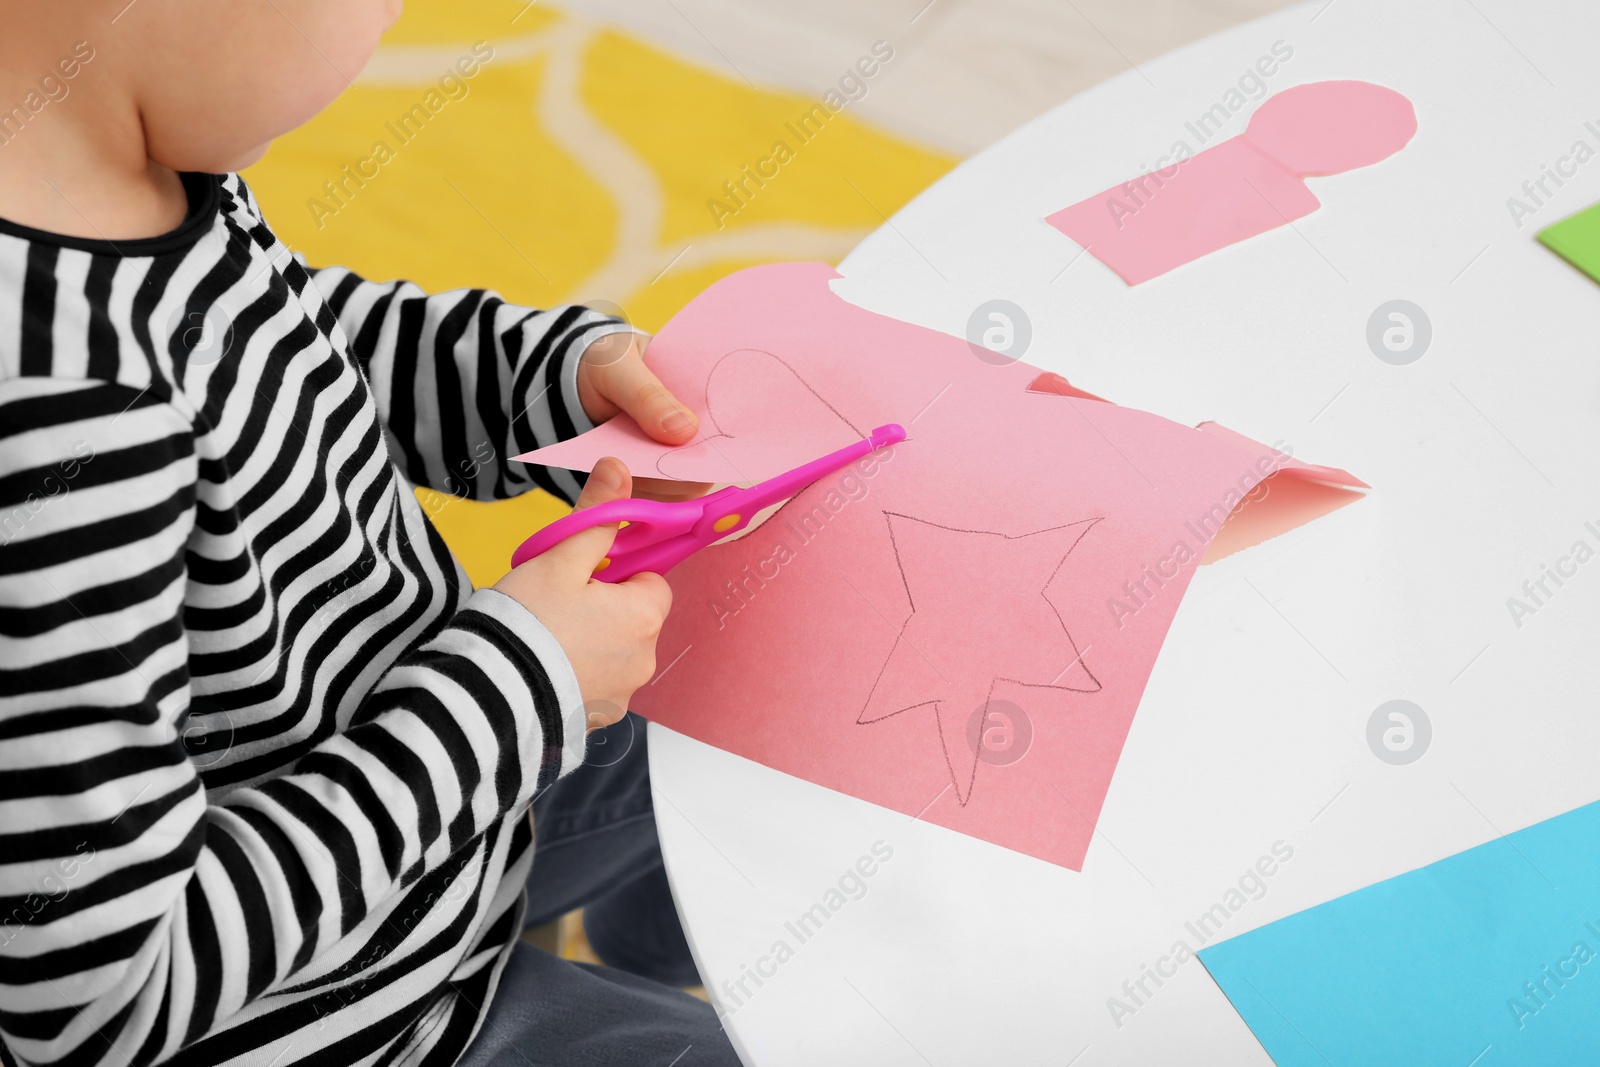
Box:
[244,0,954,589]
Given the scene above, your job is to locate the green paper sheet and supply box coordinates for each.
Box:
[1538,201,1600,285]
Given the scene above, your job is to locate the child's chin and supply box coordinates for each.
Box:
[226,142,274,172]
[154,140,272,176]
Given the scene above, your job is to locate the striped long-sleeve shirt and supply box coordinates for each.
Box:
[0,171,629,1067]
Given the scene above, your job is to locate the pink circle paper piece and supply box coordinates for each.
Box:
[1245,80,1417,174]
[1046,80,1418,285]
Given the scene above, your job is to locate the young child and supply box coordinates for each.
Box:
[0,2,741,1065]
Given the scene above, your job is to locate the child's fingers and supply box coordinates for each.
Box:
[615,570,674,621]
[544,457,631,577]
[591,344,699,445]
[572,456,631,511]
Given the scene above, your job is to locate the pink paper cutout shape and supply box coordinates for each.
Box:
[519,262,1366,869]
[1047,80,1417,285]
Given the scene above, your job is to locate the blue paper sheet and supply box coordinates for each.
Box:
[1199,800,1600,1066]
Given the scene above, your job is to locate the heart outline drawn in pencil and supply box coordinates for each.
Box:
[655,348,868,483]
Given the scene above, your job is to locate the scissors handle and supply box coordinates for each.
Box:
[509,497,699,573]
[510,424,906,582]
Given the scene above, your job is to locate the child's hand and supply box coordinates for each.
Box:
[577,331,710,503]
[493,457,671,732]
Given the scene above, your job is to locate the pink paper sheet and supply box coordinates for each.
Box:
[1047,81,1417,284]
[519,262,1364,869]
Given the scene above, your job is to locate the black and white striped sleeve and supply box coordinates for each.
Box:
[0,378,587,1067]
[304,264,629,506]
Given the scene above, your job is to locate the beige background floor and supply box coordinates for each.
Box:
[550,0,1297,155]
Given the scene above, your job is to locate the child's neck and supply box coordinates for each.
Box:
[0,92,188,243]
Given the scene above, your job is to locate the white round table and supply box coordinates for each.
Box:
[648,1,1600,1062]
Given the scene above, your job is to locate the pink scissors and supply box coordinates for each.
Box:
[511,424,906,581]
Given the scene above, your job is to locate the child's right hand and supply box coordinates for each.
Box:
[493,457,672,732]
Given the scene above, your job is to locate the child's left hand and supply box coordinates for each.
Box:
[576,331,710,503]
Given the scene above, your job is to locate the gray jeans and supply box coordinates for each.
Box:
[456,714,742,1067]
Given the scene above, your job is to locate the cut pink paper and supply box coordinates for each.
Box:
[520,262,1365,869]
[1047,80,1417,285]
